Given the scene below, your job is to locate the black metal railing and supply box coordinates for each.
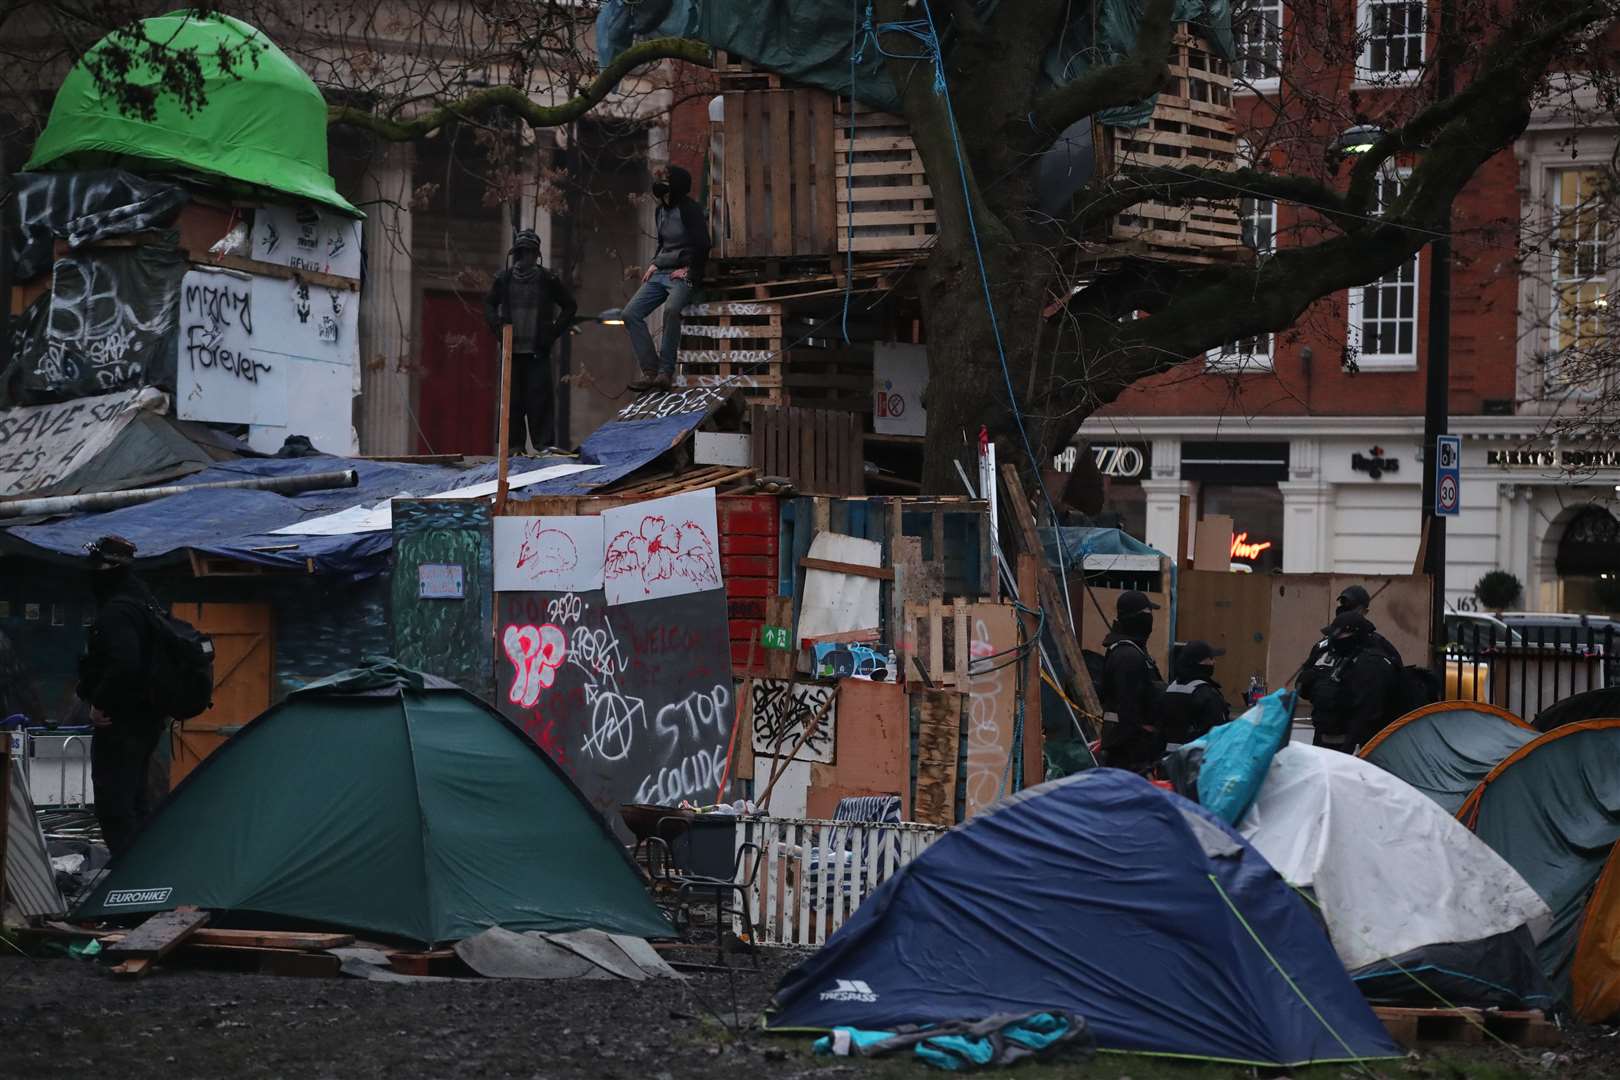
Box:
[1444,619,1617,723]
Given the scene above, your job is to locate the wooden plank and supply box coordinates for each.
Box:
[798,557,893,580]
[187,929,355,951]
[963,603,1021,817]
[746,94,770,253]
[769,93,793,255]
[999,464,1103,731]
[765,595,796,680]
[177,943,343,978]
[953,601,970,689]
[724,93,749,260]
[927,599,945,685]
[914,689,964,826]
[192,253,357,290]
[107,907,210,960]
[1018,553,1044,787]
[790,90,814,251]
[388,949,463,977]
[812,90,838,252]
[799,407,816,494]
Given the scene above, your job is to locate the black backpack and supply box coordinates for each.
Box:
[144,604,216,720]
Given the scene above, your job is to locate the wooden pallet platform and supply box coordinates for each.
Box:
[1373,1007,1561,1049]
[712,88,838,258]
[835,101,937,255]
[749,405,864,496]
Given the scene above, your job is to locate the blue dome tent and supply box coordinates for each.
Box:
[766,770,1399,1067]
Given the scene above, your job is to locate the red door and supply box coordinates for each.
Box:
[418,290,499,455]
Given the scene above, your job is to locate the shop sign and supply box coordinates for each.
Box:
[1230,532,1273,561]
[1053,442,1148,479]
[1350,446,1400,479]
[1487,448,1620,469]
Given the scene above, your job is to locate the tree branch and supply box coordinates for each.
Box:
[1070,164,1354,233]
[326,36,712,139]
[1024,0,1175,154]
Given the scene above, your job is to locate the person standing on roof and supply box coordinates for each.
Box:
[483,228,578,455]
[1161,640,1230,744]
[77,536,166,859]
[624,164,711,392]
[1299,611,1401,753]
[1099,591,1167,771]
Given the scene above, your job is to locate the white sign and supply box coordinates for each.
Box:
[0,390,142,497]
[601,488,723,606]
[493,516,606,593]
[252,204,362,280]
[418,563,465,599]
[242,276,360,455]
[175,269,287,426]
[873,342,928,437]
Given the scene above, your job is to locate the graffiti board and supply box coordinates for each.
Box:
[252,204,363,280]
[391,500,494,700]
[747,680,837,764]
[0,390,140,497]
[497,587,735,839]
[492,516,605,593]
[601,488,722,606]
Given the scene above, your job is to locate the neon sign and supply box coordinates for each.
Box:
[1230,531,1273,561]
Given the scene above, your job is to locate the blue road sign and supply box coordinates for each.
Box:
[1435,435,1461,517]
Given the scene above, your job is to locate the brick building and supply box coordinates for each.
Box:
[1077,1,1620,613]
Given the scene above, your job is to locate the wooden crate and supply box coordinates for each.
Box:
[750,405,864,495]
[1102,27,1243,262]
[835,101,937,255]
[677,298,876,414]
[713,50,784,91]
[713,89,838,259]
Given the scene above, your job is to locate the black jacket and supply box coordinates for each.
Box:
[1099,633,1165,763]
[1299,641,1399,750]
[78,575,164,730]
[1161,677,1229,743]
[651,165,710,284]
[482,266,578,352]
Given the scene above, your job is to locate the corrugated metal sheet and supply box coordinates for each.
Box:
[5,756,67,917]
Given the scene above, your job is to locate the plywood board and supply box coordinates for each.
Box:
[754,755,810,817]
[806,680,909,818]
[747,679,838,763]
[1076,580,1171,676]
[1178,570,1275,714]
[602,488,722,606]
[1265,575,1432,691]
[1192,513,1233,570]
[796,532,883,644]
[913,689,962,826]
[493,516,605,593]
[963,604,1020,817]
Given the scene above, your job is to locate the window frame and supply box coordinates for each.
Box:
[1545,165,1616,392]
[1345,167,1421,371]
[1208,144,1278,373]
[1356,0,1428,86]
[1232,0,1284,93]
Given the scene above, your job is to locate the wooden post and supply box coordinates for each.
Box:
[1017,552,1044,787]
[495,323,515,513]
[999,463,1103,735]
[0,733,10,918]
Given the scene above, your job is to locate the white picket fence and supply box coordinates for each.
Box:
[733,815,947,947]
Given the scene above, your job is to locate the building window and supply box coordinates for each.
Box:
[1347,171,1419,369]
[1233,0,1283,88]
[1548,167,1615,385]
[1359,0,1426,79]
[1210,167,1277,371]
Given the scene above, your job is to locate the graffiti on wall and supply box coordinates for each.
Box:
[492,515,605,593]
[601,489,722,606]
[748,679,837,764]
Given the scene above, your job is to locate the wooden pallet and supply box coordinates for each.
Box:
[713,89,838,259]
[1100,26,1244,264]
[904,599,984,689]
[835,101,937,255]
[1373,1007,1561,1049]
[713,50,785,91]
[749,405,864,496]
[677,297,877,414]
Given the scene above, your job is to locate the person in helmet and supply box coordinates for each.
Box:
[624,164,711,392]
[1098,590,1167,770]
[483,228,577,455]
[77,536,165,858]
[1161,640,1230,744]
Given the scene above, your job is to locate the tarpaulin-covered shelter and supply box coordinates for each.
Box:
[1458,719,1620,1020]
[1359,701,1537,815]
[1240,744,1552,1009]
[75,661,672,946]
[767,770,1400,1067]
[26,11,357,214]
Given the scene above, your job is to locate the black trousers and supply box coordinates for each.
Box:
[508,350,554,453]
[92,725,162,860]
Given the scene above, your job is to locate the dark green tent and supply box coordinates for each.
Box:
[1359,701,1536,815]
[76,661,671,946]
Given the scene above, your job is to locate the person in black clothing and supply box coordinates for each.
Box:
[624,165,711,392]
[1301,584,1404,672]
[78,535,166,859]
[1162,640,1230,744]
[483,228,578,455]
[1099,590,1167,771]
[1299,611,1401,753]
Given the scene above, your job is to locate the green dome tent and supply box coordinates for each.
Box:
[75,661,671,946]
[26,10,358,215]
[1358,701,1537,815]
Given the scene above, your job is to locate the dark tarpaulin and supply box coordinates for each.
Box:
[1360,704,1536,815]
[4,170,188,282]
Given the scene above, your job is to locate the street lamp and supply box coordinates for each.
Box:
[1336,115,1453,669]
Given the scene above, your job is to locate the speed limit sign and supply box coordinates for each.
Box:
[1438,473,1459,513]
[1435,435,1461,517]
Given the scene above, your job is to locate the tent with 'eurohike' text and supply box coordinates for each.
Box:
[767,770,1400,1067]
[75,661,670,946]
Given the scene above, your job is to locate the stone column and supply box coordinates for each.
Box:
[1278,437,1332,573]
[1140,437,1186,558]
[357,141,415,456]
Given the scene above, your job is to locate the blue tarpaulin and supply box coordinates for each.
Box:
[766,770,1401,1066]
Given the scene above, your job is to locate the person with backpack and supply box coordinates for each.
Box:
[1161,640,1230,744]
[1098,591,1167,771]
[1298,611,1400,753]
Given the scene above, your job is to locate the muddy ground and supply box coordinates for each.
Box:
[2,946,1618,1080]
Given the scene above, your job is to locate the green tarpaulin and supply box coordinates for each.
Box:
[1360,703,1537,815]
[26,12,357,215]
[75,660,671,946]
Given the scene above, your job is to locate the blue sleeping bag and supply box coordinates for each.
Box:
[1190,688,1296,824]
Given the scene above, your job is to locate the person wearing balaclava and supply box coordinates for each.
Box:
[1298,610,1400,753]
[484,228,577,455]
[77,535,165,858]
[1299,583,1404,683]
[1161,640,1230,744]
[1099,590,1167,771]
[624,164,711,392]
